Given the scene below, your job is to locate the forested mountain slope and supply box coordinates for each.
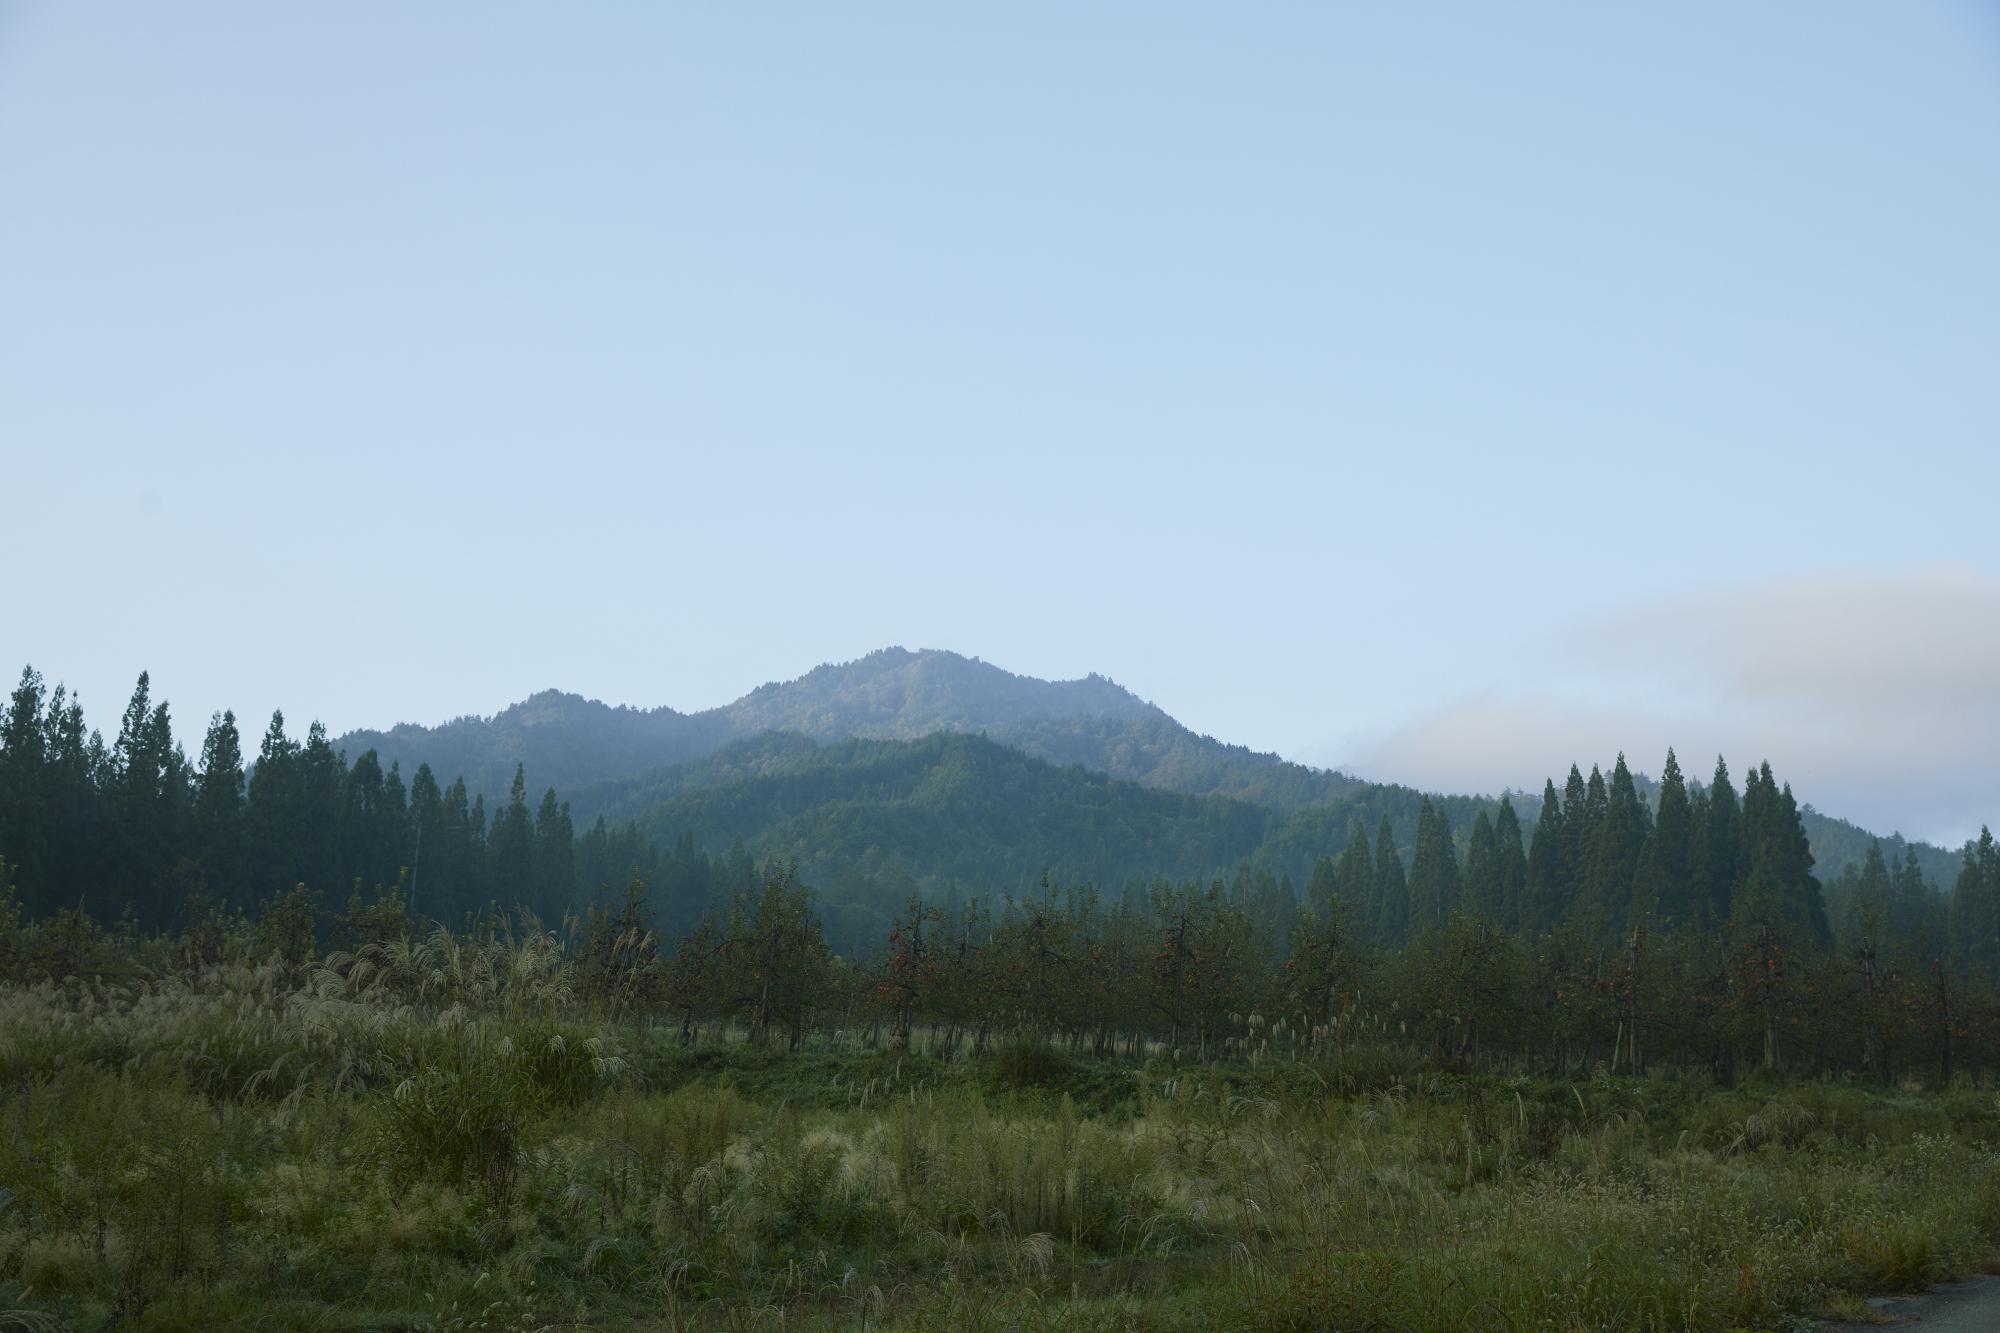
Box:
[568,731,1495,921]
[335,648,1360,813]
[1,663,1986,977]
[330,690,735,803]
[337,647,1953,887]
[581,731,1269,901]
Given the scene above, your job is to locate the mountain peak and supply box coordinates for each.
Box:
[332,647,1345,814]
[725,647,1158,741]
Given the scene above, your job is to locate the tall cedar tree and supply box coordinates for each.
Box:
[296,722,343,897]
[1491,796,1527,930]
[533,788,576,916]
[1982,829,2000,980]
[1462,810,1499,921]
[1892,844,1939,958]
[1580,755,1649,941]
[1844,840,1893,957]
[0,668,49,905]
[111,672,188,925]
[407,763,443,919]
[249,711,301,897]
[1333,821,1374,925]
[1373,815,1408,945]
[489,765,535,910]
[193,710,249,911]
[1405,797,1459,935]
[1736,763,1830,948]
[1558,765,1590,916]
[1950,828,2000,983]
[1524,780,1567,932]
[1699,757,1741,926]
[1304,856,1338,924]
[1632,749,1691,928]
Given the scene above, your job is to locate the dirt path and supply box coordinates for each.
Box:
[1823,1277,2000,1331]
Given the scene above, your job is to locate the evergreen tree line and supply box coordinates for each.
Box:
[0,667,711,932]
[448,838,2000,1081]
[1321,751,1847,955]
[7,663,2000,1062]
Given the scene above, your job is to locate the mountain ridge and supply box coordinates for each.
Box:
[333,646,1361,813]
[332,646,1959,887]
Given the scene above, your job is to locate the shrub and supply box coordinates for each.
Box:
[369,1061,526,1208]
[988,1038,1072,1092]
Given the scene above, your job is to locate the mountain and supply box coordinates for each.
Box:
[331,691,736,806]
[566,729,1487,954]
[723,648,1155,738]
[582,730,1270,897]
[334,647,1957,890]
[335,647,1361,812]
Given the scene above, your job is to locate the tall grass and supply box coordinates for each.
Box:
[3,972,1998,1329]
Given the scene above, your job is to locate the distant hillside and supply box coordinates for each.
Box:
[332,691,736,804]
[335,647,1960,893]
[567,730,1478,950]
[580,731,1270,897]
[336,647,1360,813]
[1793,803,1961,892]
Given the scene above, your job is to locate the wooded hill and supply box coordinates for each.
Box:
[0,656,1981,966]
[334,647,1362,812]
[337,646,1961,889]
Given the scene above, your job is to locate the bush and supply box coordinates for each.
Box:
[368,1060,526,1207]
[988,1038,1073,1091]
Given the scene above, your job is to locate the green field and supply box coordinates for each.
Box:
[4,948,1999,1333]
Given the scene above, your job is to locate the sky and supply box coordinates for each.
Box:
[3,3,1998,844]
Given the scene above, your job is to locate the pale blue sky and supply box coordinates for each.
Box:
[4,4,1998,840]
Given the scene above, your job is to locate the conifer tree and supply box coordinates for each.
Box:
[1333,821,1374,924]
[1406,798,1460,934]
[382,761,409,882]
[1632,749,1691,928]
[342,749,390,890]
[1580,754,1649,939]
[1559,765,1591,912]
[489,764,535,909]
[447,777,483,921]
[1372,815,1407,945]
[1891,843,1938,957]
[1523,780,1566,932]
[1492,796,1527,929]
[249,710,301,897]
[1780,780,1833,948]
[0,667,49,905]
[39,685,102,913]
[193,710,249,910]
[1462,809,1499,921]
[1305,855,1339,924]
[407,762,443,919]
[109,672,187,925]
[296,721,344,896]
[533,787,576,914]
[1980,828,2000,979]
[1699,757,1740,925]
[1844,839,1892,957]
[1953,828,2000,982]
[1734,763,1828,949]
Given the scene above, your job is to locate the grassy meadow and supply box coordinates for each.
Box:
[3,939,1999,1332]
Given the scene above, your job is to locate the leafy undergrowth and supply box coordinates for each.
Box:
[3,977,1999,1330]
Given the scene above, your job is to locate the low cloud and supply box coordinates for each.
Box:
[1342,566,2000,846]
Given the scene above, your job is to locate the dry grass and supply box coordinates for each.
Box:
[3,969,1999,1330]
